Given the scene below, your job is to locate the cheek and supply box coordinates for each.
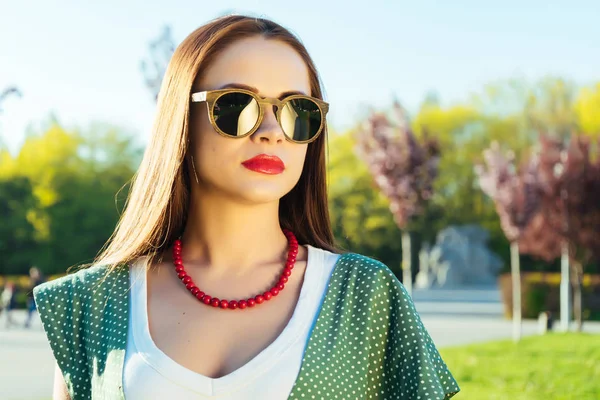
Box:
[288,145,309,179]
[191,115,233,173]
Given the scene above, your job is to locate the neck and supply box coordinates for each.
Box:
[177,192,290,275]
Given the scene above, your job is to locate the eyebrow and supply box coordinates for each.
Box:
[217,83,308,99]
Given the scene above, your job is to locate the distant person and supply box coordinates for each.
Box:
[33,15,460,400]
[24,266,45,328]
[0,281,18,328]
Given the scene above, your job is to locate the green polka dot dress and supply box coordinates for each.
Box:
[34,253,459,399]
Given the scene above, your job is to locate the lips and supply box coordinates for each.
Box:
[241,154,285,175]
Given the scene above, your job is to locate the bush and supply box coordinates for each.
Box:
[498,272,600,321]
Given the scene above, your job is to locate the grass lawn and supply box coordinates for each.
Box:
[439,333,600,400]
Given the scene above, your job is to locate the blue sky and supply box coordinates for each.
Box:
[1,0,598,154]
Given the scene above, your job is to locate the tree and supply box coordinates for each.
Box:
[0,176,38,275]
[521,134,600,331]
[475,142,542,341]
[355,102,440,295]
[574,83,600,137]
[0,122,141,275]
[141,26,176,101]
[413,77,590,276]
[327,130,403,271]
[524,77,578,138]
[412,90,531,268]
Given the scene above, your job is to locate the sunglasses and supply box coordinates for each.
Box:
[190,88,329,144]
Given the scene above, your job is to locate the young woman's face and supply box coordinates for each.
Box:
[189,36,311,204]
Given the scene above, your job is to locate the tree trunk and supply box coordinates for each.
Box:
[510,241,522,342]
[402,230,412,297]
[572,260,584,332]
[560,241,571,331]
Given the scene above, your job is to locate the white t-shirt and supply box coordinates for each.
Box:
[123,245,340,399]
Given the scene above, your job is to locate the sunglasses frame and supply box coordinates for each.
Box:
[190,88,329,144]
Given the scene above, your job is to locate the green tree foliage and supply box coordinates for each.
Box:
[575,83,600,137]
[0,122,141,275]
[328,77,599,274]
[0,176,38,275]
[3,77,599,277]
[327,131,403,273]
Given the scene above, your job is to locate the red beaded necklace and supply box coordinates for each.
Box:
[172,229,299,310]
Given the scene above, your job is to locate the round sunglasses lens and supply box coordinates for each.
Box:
[213,92,259,137]
[280,98,322,142]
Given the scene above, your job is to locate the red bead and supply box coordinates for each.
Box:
[173,231,298,311]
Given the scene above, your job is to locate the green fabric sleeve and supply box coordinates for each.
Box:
[33,264,129,400]
[288,253,460,399]
[33,273,87,399]
[382,266,460,399]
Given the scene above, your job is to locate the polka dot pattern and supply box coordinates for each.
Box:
[33,253,459,399]
[288,253,460,399]
[34,264,129,400]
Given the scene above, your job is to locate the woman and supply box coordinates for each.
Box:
[34,15,460,400]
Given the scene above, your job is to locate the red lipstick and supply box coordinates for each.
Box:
[241,154,285,175]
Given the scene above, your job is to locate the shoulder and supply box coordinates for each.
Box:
[335,252,400,285]
[327,252,411,308]
[33,264,112,302]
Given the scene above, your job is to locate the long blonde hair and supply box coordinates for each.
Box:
[94,15,338,271]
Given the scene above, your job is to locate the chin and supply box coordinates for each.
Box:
[237,186,291,204]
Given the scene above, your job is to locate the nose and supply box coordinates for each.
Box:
[252,105,285,144]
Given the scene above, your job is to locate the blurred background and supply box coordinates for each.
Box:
[1,1,599,399]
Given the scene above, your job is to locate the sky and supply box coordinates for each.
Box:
[0,0,599,154]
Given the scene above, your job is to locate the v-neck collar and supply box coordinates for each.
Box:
[125,245,335,396]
